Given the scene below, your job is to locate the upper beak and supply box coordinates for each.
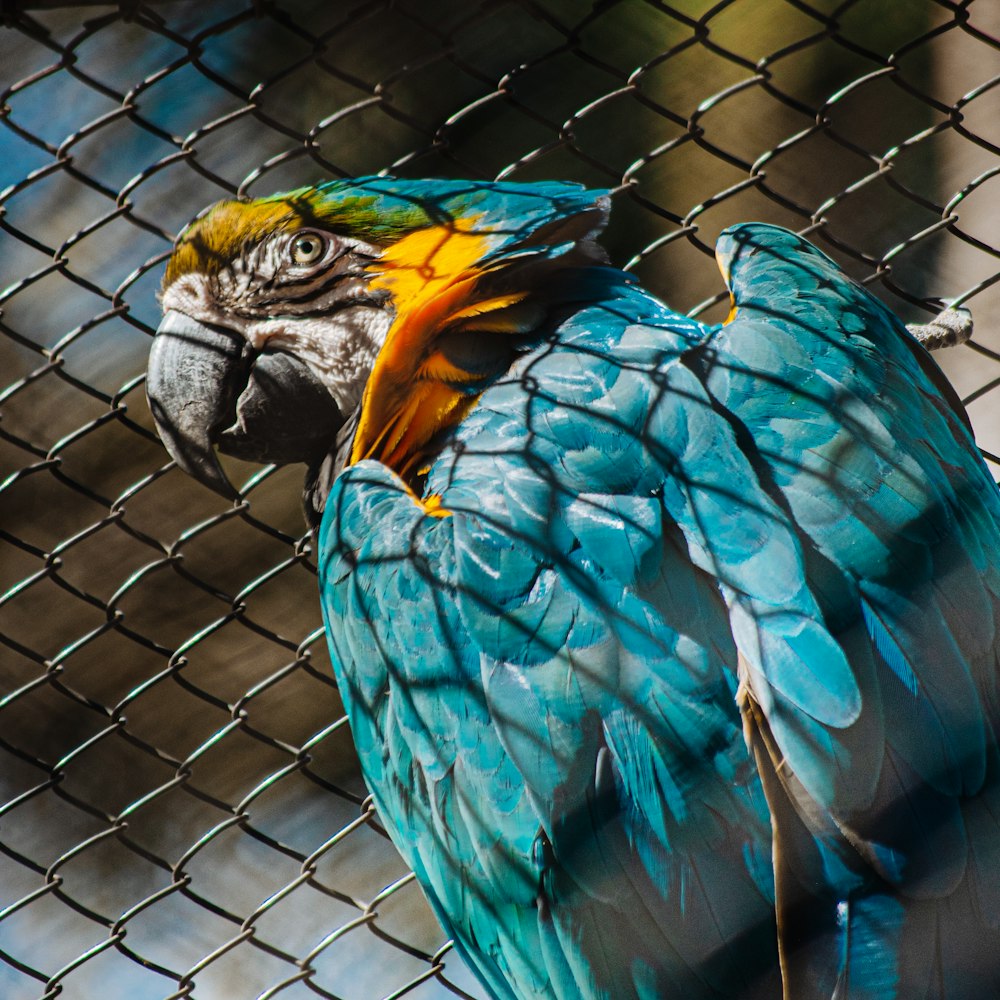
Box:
[147,309,344,498]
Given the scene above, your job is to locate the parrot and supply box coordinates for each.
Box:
[146,177,1000,1000]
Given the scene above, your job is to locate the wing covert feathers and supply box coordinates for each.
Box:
[317,216,1000,999]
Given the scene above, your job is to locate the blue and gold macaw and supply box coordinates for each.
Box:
[147,178,1000,999]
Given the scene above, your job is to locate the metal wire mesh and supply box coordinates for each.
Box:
[0,1,998,997]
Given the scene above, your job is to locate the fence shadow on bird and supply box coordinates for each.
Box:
[141,176,1000,999]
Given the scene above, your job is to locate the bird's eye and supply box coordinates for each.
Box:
[290,233,327,265]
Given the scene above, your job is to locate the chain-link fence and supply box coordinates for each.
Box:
[1,1,998,998]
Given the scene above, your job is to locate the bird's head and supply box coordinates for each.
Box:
[148,177,610,522]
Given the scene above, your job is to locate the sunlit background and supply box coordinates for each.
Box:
[1,1,999,997]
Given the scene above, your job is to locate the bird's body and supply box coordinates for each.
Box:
[320,265,779,999]
[149,178,1000,999]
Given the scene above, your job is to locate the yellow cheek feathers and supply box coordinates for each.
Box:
[349,220,529,491]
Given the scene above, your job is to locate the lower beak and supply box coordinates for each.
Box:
[146,310,343,499]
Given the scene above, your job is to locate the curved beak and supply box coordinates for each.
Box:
[147,309,344,499]
[147,310,248,498]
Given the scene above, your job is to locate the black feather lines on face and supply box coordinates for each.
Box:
[221,229,385,319]
[198,228,391,522]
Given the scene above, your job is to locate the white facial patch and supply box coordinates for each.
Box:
[249,306,392,414]
[161,231,394,416]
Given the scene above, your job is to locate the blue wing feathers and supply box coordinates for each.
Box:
[320,288,781,997]
[317,207,1000,997]
[709,224,1000,995]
